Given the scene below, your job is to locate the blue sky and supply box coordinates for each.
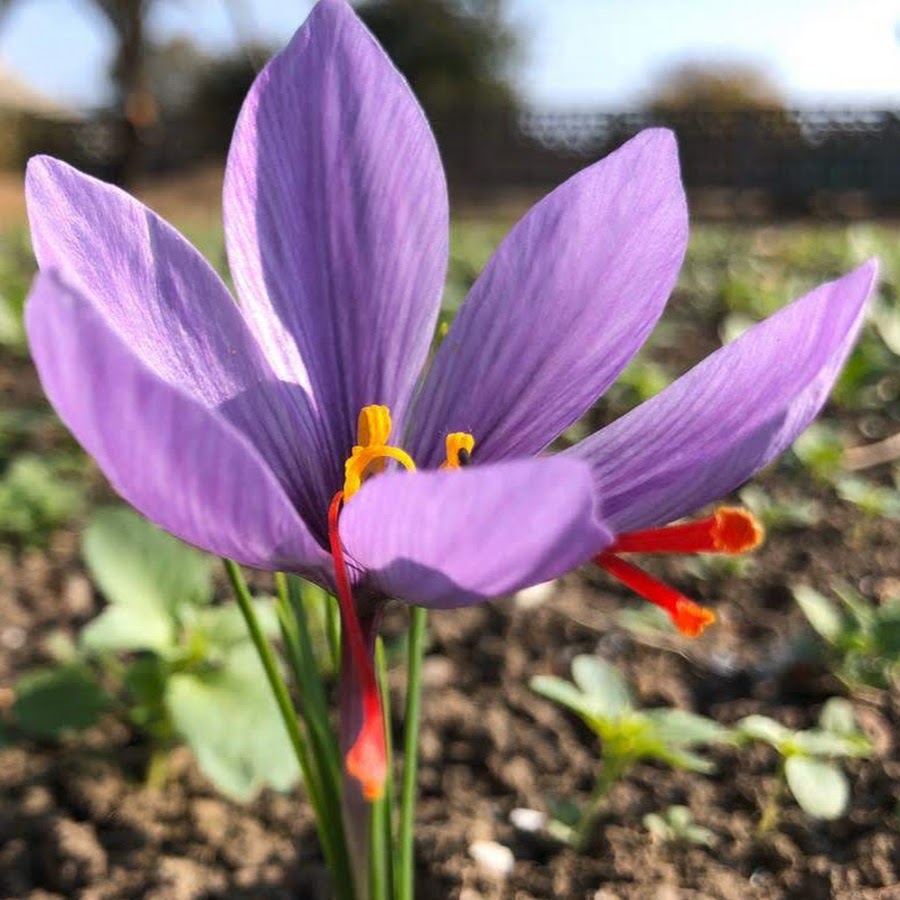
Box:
[1,0,899,110]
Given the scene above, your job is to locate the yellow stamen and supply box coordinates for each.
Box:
[357,404,392,448]
[441,432,475,469]
[343,405,416,501]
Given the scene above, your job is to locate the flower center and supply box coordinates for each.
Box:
[342,405,416,501]
[596,508,764,637]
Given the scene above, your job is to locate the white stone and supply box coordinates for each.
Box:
[509,807,546,833]
[514,580,557,610]
[469,840,515,879]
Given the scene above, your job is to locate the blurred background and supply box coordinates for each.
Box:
[0,0,898,216]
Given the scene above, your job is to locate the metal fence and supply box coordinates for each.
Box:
[9,106,900,217]
[440,108,900,216]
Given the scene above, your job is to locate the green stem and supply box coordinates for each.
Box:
[326,592,342,674]
[145,745,170,790]
[277,573,342,786]
[397,606,427,900]
[224,559,353,900]
[574,755,631,851]
[757,761,785,834]
[370,638,395,899]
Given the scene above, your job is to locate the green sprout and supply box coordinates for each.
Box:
[643,805,715,848]
[790,422,900,521]
[10,506,299,801]
[735,698,870,828]
[530,655,729,849]
[793,582,900,692]
[0,454,84,545]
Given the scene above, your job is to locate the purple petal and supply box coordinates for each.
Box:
[339,458,612,608]
[569,261,878,533]
[25,156,330,535]
[26,271,329,573]
[409,128,687,466]
[224,0,448,497]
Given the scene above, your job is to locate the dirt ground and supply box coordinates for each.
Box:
[1,337,898,900]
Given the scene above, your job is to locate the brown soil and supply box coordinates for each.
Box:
[1,345,899,900]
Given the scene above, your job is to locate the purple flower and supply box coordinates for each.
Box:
[24,0,876,802]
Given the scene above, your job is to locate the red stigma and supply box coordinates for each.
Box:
[328,492,386,802]
[596,552,716,637]
[594,506,762,638]
[609,507,764,555]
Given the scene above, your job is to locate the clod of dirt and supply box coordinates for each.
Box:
[40,818,107,894]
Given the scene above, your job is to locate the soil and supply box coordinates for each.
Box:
[1,332,899,900]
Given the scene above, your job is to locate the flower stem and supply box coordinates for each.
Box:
[397,606,427,900]
[224,559,354,900]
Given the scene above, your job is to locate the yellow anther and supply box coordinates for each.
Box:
[343,405,416,501]
[357,405,392,448]
[442,432,475,469]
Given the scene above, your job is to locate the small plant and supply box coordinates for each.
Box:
[793,582,900,691]
[738,484,822,531]
[0,454,84,545]
[790,422,900,521]
[9,506,299,801]
[530,655,729,848]
[735,697,870,826]
[643,805,715,847]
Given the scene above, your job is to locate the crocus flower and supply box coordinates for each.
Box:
[24,0,876,812]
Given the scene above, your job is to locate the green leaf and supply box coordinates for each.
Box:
[736,715,791,748]
[81,606,174,655]
[784,756,849,819]
[836,476,900,520]
[192,598,279,651]
[647,708,731,747]
[81,507,212,653]
[570,656,633,716]
[0,455,82,543]
[792,423,845,481]
[819,697,858,737]
[165,645,299,802]
[13,666,109,738]
[530,675,599,722]
[792,585,844,644]
[656,746,715,774]
[788,726,869,759]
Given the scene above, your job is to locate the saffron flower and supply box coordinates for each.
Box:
[24,0,876,809]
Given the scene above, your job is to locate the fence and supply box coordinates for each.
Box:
[8,106,900,217]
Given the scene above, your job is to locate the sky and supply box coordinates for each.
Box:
[0,0,898,110]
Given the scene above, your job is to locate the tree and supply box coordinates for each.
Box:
[646,61,786,114]
[355,0,520,119]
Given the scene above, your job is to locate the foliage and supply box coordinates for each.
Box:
[646,61,786,113]
[9,506,298,801]
[530,655,729,848]
[643,805,715,847]
[735,698,870,822]
[356,0,520,120]
[0,226,32,349]
[793,582,900,691]
[0,454,84,545]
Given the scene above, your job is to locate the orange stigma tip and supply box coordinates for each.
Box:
[609,506,764,556]
[346,716,387,802]
[712,507,764,554]
[671,598,717,638]
[596,552,716,639]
